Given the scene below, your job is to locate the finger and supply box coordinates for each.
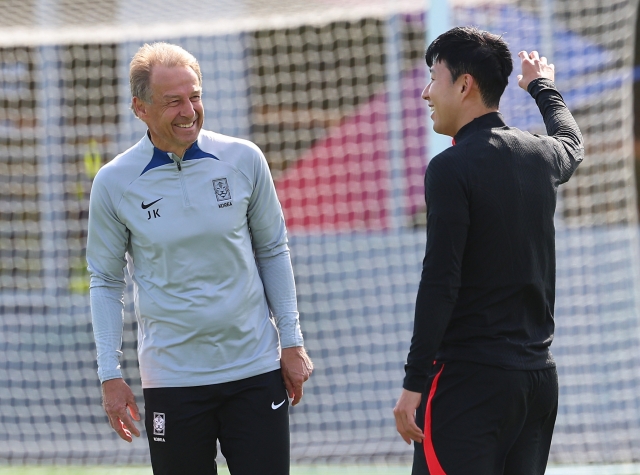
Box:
[518,51,531,66]
[396,412,422,444]
[120,421,134,442]
[304,355,314,374]
[128,399,141,422]
[123,412,141,438]
[540,56,547,65]
[116,409,140,439]
[398,423,413,444]
[108,414,133,442]
[393,412,411,444]
[292,384,303,406]
[517,75,523,81]
[405,418,425,443]
[282,371,295,400]
[403,410,424,440]
[287,373,304,405]
[293,368,310,384]
[302,365,312,381]
[106,402,140,438]
[530,51,540,60]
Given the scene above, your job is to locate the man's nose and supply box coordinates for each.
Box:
[422,84,430,101]
[180,99,196,117]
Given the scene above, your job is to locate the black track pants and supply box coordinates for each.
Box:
[144,369,290,475]
[412,361,558,475]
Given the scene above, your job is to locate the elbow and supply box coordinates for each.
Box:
[254,241,290,260]
[418,281,460,305]
[89,273,126,290]
[570,144,585,166]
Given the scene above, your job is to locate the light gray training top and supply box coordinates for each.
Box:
[86,130,304,389]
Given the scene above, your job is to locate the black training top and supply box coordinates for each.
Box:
[403,78,584,393]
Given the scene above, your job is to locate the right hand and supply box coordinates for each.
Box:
[517,50,555,91]
[393,388,425,445]
[102,378,141,443]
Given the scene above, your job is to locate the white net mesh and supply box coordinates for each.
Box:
[1,0,640,466]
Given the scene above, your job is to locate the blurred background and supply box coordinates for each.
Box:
[1,0,640,471]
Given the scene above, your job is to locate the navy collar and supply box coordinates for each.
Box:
[453,112,507,144]
[141,134,219,176]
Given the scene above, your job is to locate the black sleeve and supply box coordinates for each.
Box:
[528,78,584,183]
[403,155,470,392]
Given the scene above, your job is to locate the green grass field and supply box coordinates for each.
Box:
[1,466,640,475]
[0,466,412,475]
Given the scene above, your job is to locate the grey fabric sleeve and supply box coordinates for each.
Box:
[90,283,125,382]
[86,169,129,382]
[246,147,304,349]
[256,250,304,348]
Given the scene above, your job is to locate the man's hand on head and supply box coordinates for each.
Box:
[517,50,555,91]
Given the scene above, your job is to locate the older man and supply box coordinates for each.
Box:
[87,42,312,475]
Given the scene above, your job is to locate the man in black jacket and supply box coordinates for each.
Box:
[393,27,583,475]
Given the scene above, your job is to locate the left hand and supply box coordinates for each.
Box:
[280,346,313,406]
[517,50,555,91]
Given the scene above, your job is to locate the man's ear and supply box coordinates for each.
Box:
[132,97,147,119]
[459,74,474,96]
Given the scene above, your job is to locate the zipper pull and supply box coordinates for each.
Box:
[176,160,182,171]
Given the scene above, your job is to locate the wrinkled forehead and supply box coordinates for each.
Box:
[149,65,202,96]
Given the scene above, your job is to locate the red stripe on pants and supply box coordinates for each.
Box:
[424,364,447,475]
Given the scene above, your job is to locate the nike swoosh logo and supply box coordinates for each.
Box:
[271,399,286,410]
[141,198,163,209]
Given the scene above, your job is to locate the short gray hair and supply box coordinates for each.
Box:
[130,42,202,114]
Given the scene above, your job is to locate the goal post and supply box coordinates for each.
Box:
[1,0,640,466]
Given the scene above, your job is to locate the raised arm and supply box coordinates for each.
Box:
[518,50,584,183]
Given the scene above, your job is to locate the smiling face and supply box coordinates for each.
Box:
[133,65,204,156]
[422,60,465,137]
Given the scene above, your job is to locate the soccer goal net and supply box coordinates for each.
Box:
[1,0,640,466]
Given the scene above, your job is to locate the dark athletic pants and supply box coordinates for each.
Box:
[144,369,290,475]
[412,361,558,475]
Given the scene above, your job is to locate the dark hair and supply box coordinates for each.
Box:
[425,26,513,108]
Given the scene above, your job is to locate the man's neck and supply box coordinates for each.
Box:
[147,131,190,158]
[453,104,499,136]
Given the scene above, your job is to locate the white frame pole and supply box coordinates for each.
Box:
[385,13,406,230]
[426,0,452,159]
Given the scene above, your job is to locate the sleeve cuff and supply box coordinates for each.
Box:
[98,369,123,384]
[278,318,305,348]
[403,360,430,393]
[527,77,558,98]
[403,373,426,393]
